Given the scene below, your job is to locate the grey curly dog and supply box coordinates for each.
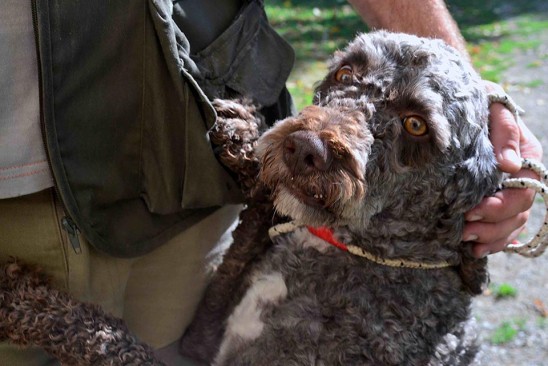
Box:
[182,31,501,366]
[1,32,501,366]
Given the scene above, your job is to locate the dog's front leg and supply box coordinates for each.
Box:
[0,260,165,366]
[180,98,281,364]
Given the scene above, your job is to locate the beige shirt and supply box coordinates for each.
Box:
[0,0,54,198]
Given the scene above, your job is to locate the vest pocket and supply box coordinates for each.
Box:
[141,0,243,214]
[190,1,295,107]
[177,0,295,209]
[142,0,292,214]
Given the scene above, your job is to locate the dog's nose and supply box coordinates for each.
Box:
[283,131,333,174]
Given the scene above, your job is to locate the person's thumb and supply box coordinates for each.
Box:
[489,102,522,173]
[484,81,522,174]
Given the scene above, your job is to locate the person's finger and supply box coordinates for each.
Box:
[482,80,525,173]
[515,117,543,162]
[488,102,522,174]
[465,171,537,223]
[470,224,526,258]
[463,210,529,249]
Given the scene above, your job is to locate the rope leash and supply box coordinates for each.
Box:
[268,159,548,262]
[501,158,548,257]
[307,226,454,269]
[489,92,548,258]
[487,93,525,116]
[269,222,455,269]
[267,161,548,265]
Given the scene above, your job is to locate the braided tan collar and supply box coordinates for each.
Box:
[269,222,455,270]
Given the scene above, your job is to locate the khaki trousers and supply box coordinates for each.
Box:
[0,189,240,366]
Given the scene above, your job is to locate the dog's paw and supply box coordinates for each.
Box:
[0,260,51,342]
[210,99,263,153]
[210,99,265,194]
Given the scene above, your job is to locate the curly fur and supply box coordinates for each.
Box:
[0,31,501,366]
[184,31,501,366]
[0,260,163,366]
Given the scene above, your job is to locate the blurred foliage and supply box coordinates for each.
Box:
[265,0,548,110]
[490,283,518,299]
[446,0,547,27]
[265,2,365,107]
[490,319,526,344]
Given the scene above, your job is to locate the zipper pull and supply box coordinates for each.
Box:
[62,217,82,254]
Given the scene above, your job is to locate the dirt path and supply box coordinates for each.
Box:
[471,27,548,366]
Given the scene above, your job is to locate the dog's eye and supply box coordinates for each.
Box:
[402,116,428,136]
[335,65,353,83]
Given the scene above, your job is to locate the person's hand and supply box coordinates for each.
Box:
[463,81,543,258]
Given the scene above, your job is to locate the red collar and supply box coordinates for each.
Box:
[307,226,348,251]
[305,225,454,269]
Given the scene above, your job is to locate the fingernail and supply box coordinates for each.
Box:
[467,214,483,222]
[502,148,521,167]
[464,234,479,242]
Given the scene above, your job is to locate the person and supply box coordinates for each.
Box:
[0,1,542,365]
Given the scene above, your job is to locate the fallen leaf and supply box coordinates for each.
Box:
[533,298,547,317]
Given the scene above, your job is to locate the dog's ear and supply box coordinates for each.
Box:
[444,129,496,294]
[458,251,489,295]
[444,129,501,214]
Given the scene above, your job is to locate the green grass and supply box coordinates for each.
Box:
[523,79,544,88]
[265,2,365,109]
[446,0,547,27]
[265,0,548,110]
[490,319,526,344]
[266,2,366,63]
[490,283,518,299]
[464,16,546,82]
[527,60,543,68]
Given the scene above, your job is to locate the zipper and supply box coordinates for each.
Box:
[32,1,82,254]
[61,217,82,254]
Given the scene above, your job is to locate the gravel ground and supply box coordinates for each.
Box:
[471,24,548,366]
